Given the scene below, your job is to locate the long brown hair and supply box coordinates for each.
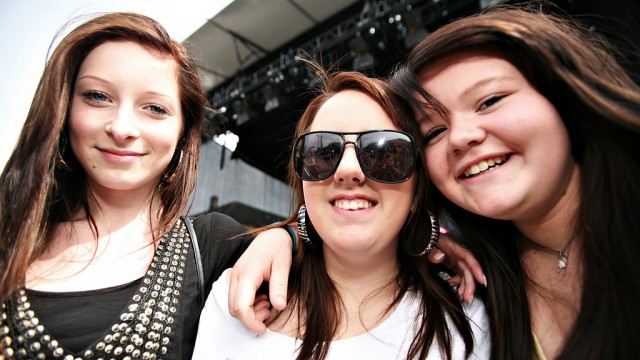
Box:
[268,66,474,360]
[391,3,640,359]
[0,12,207,302]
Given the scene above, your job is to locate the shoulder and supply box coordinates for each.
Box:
[462,298,492,359]
[462,297,487,323]
[198,268,234,330]
[189,212,247,241]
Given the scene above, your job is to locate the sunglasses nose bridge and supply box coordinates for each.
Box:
[333,140,366,183]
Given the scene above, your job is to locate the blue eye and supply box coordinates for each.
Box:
[83,90,109,103]
[147,104,169,116]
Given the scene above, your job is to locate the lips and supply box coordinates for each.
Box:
[462,155,507,178]
[99,148,144,162]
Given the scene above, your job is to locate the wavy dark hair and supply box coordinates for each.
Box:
[0,12,207,302]
[263,64,475,360]
[390,3,640,359]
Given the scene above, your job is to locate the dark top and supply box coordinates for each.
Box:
[15,212,252,359]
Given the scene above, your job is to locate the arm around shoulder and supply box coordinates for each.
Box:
[227,226,296,334]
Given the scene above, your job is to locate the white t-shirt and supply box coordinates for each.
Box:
[192,269,490,359]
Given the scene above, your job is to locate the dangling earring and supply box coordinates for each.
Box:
[297,204,319,248]
[425,210,440,254]
[407,210,440,256]
[163,150,183,184]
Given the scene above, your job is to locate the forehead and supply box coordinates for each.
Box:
[79,40,177,79]
[419,49,520,87]
[309,89,399,132]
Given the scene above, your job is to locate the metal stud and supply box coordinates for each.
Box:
[52,347,64,357]
[1,220,190,360]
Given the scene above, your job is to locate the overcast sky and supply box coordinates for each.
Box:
[0,0,234,170]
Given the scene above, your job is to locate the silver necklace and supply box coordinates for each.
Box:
[522,235,575,273]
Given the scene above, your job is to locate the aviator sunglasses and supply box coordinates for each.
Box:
[293,130,416,184]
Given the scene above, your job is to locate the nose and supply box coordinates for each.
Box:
[447,116,486,154]
[333,143,366,184]
[105,105,141,142]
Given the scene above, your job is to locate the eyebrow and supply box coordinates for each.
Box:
[416,106,446,125]
[76,74,108,84]
[461,75,512,97]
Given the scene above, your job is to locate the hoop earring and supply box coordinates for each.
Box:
[424,210,440,255]
[297,204,319,248]
[408,210,440,256]
[163,150,183,183]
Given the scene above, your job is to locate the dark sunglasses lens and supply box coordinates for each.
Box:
[294,133,344,181]
[357,132,415,183]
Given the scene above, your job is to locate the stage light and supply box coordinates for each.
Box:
[231,96,251,126]
[349,34,375,71]
[402,10,429,49]
[263,84,281,112]
[214,131,239,152]
[479,0,508,9]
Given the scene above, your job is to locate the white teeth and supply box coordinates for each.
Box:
[335,199,373,210]
[463,156,507,177]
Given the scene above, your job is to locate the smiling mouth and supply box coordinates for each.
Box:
[462,155,508,178]
[333,199,376,210]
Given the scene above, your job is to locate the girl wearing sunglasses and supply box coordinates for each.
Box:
[193,68,490,359]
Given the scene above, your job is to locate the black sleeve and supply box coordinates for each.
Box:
[190,212,255,295]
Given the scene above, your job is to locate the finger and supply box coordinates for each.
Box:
[253,295,274,324]
[227,268,239,316]
[457,276,466,302]
[268,250,292,311]
[460,262,477,304]
[253,293,268,305]
[228,267,262,317]
[446,275,461,287]
[253,306,272,324]
[428,249,446,264]
[456,245,486,286]
[231,279,267,334]
[253,298,271,313]
[439,235,487,286]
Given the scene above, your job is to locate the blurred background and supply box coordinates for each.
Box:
[2,0,638,227]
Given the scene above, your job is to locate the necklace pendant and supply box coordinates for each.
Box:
[557,251,568,272]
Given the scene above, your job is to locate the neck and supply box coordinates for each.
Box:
[515,189,581,276]
[269,248,401,339]
[524,241,583,360]
[324,246,399,303]
[84,182,162,234]
[27,191,161,291]
[331,260,400,339]
[515,166,581,250]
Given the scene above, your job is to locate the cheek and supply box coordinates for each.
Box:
[424,147,448,184]
[301,182,325,225]
[400,178,418,213]
[154,121,183,154]
[68,107,92,149]
[301,182,317,209]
